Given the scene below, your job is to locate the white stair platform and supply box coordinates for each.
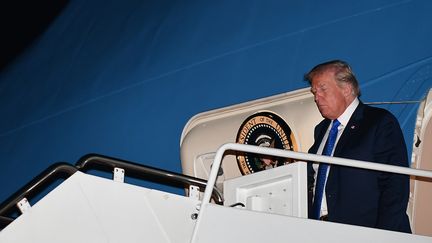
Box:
[0,171,198,243]
[191,203,431,243]
[1,169,431,243]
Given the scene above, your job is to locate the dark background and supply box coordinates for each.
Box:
[0,1,69,72]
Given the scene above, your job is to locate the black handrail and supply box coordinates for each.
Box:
[76,154,224,205]
[0,215,13,229]
[0,163,77,221]
[0,155,224,230]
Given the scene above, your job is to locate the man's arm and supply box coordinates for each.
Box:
[373,111,411,233]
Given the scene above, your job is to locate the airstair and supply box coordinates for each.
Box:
[1,143,431,243]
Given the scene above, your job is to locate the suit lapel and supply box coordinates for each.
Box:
[333,102,365,156]
[309,119,331,154]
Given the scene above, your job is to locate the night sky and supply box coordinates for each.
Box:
[0,0,69,72]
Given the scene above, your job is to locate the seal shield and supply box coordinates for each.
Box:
[236,112,297,175]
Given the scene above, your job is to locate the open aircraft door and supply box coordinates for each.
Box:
[181,86,432,236]
[410,88,432,236]
[180,88,322,192]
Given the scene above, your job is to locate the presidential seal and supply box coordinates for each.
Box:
[236,112,297,175]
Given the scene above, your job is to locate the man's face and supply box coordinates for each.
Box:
[310,70,350,120]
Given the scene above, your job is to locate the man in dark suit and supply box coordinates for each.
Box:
[305,60,411,233]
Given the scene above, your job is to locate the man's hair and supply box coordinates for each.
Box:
[304,60,361,97]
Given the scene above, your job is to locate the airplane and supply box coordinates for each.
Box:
[0,87,431,241]
[0,0,431,241]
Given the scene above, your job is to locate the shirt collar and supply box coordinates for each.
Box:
[336,97,359,127]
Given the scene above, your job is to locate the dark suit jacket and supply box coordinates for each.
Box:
[307,102,411,233]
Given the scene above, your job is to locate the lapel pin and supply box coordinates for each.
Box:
[351,125,356,129]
